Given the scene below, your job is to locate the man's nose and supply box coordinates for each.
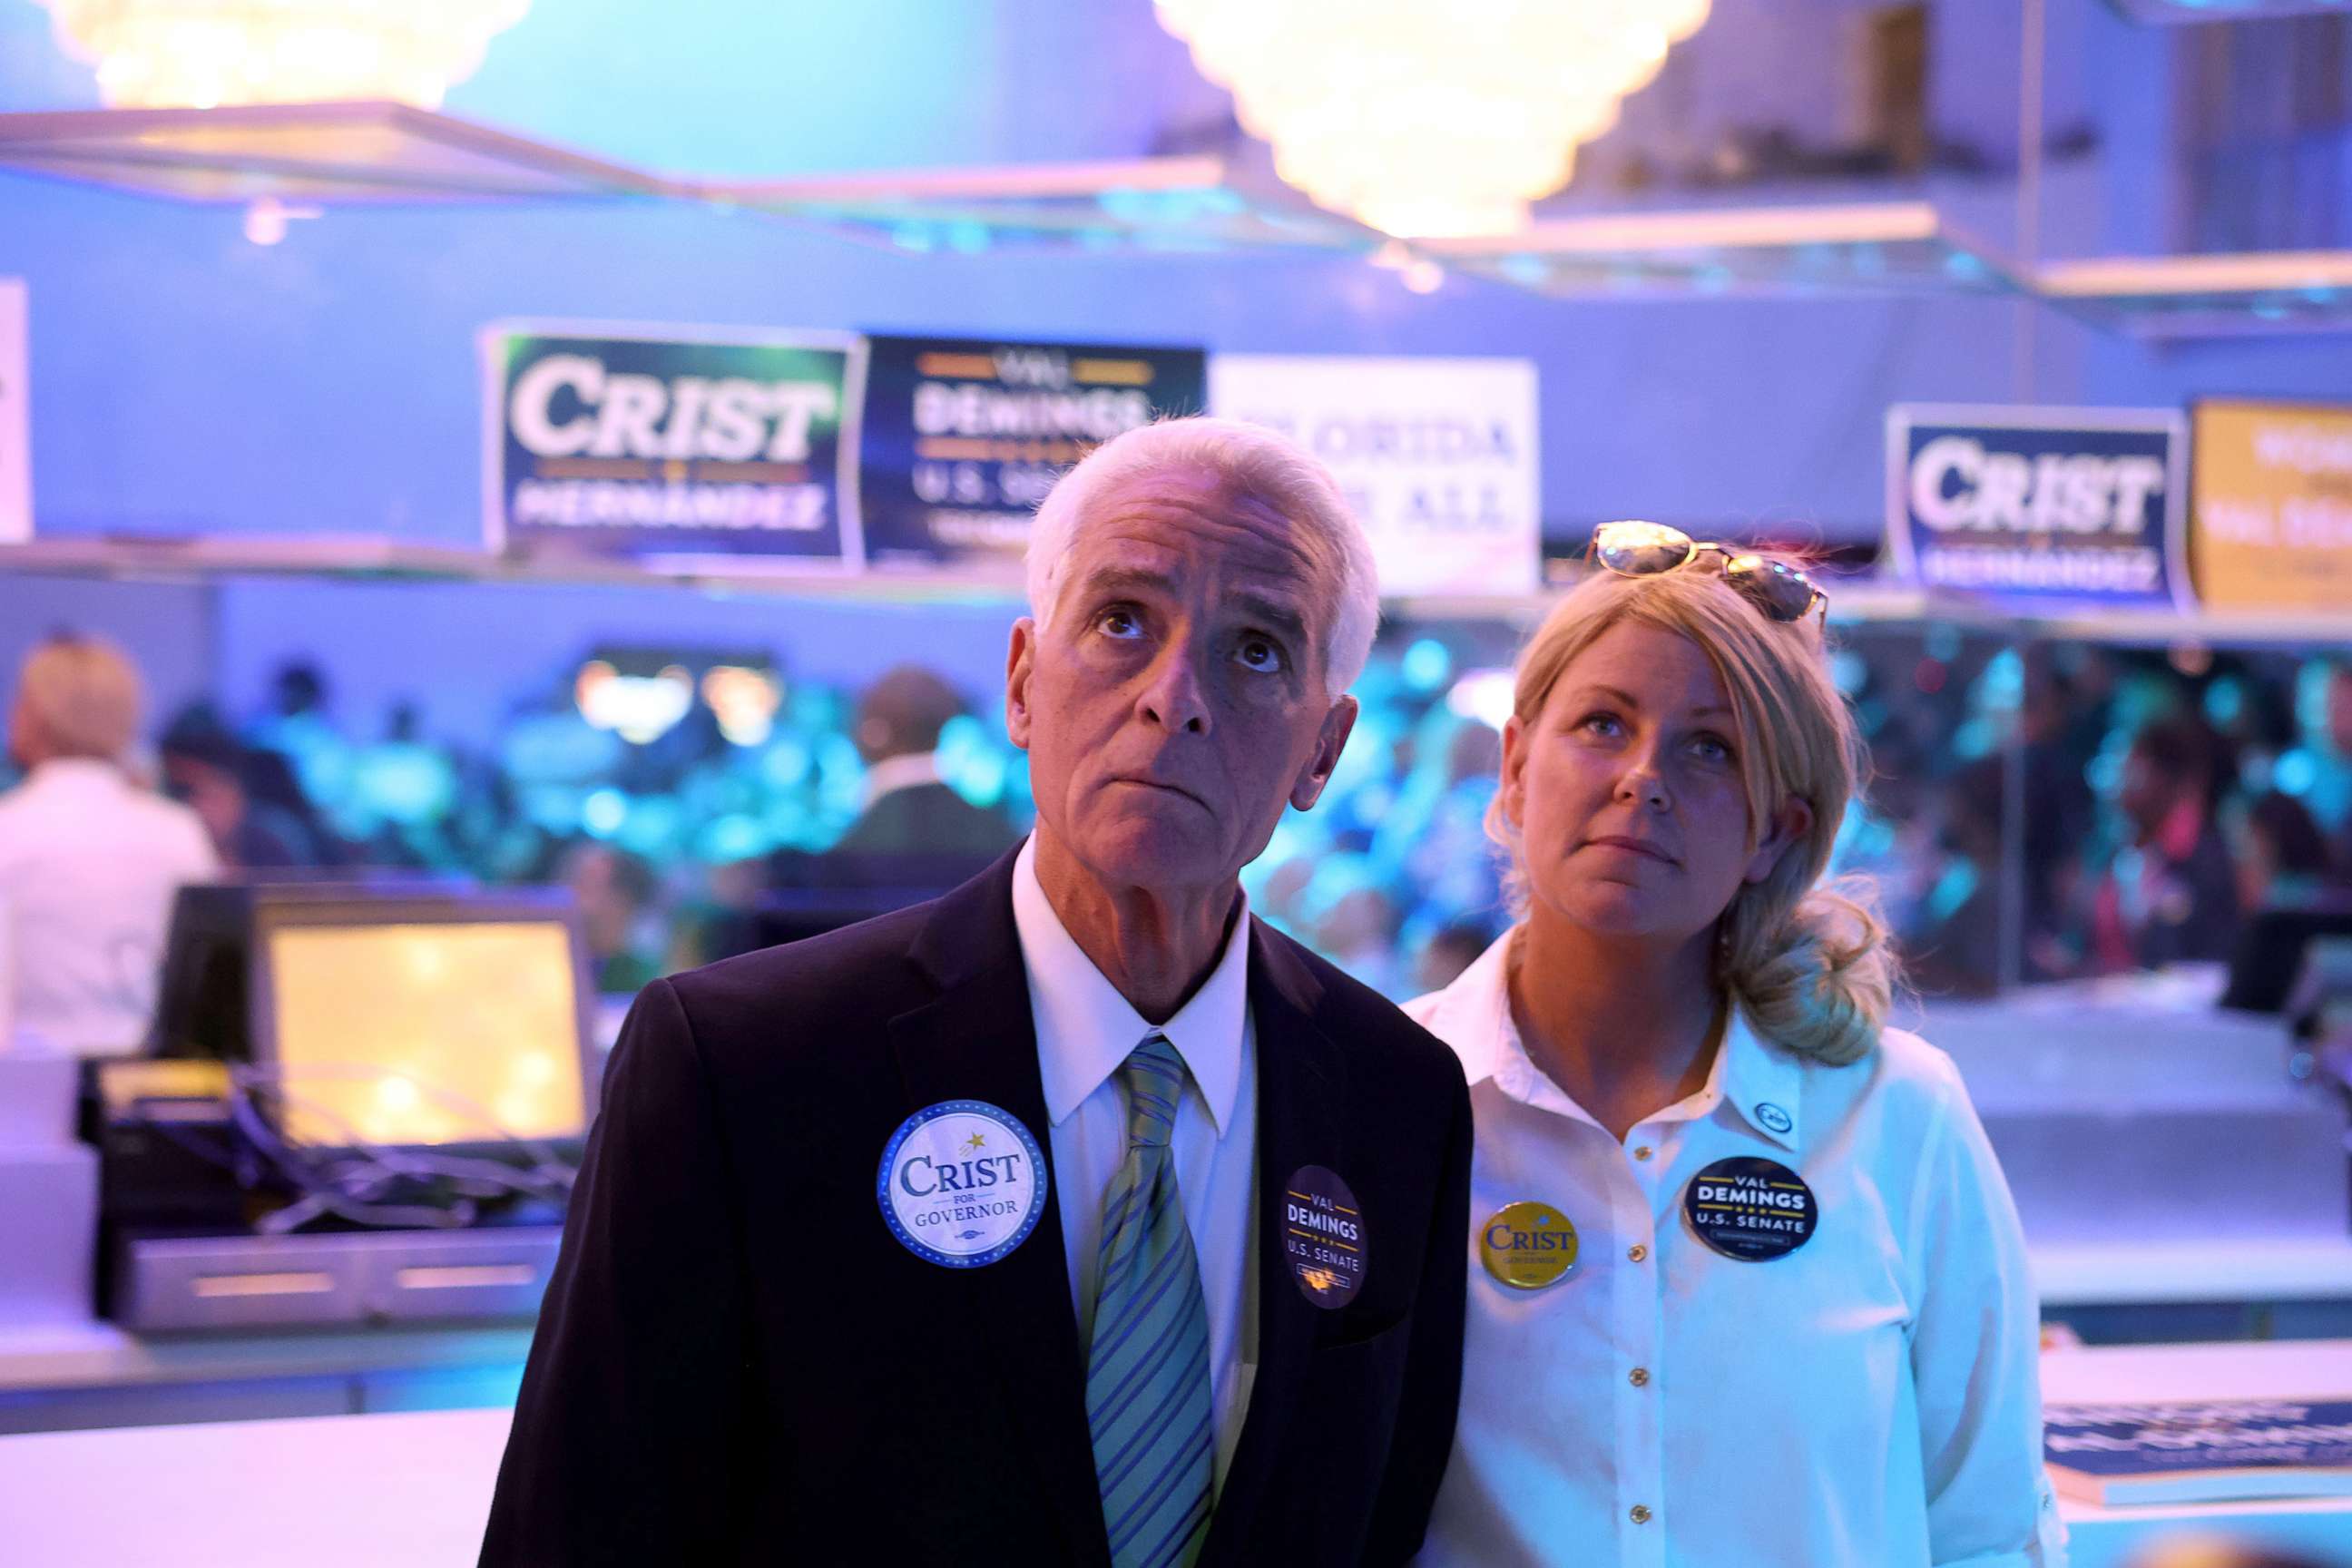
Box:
[1138,636,1210,735]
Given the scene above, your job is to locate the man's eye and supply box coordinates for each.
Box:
[1098,607,1144,640]
[1235,637,1285,673]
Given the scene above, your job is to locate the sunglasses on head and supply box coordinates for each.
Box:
[1589,521,1828,624]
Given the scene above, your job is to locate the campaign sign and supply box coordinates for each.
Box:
[0,279,27,544]
[1210,355,1540,597]
[485,322,867,568]
[2191,399,2352,613]
[1885,406,2190,611]
[858,333,1206,566]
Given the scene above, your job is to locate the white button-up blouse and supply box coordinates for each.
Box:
[1406,934,2065,1567]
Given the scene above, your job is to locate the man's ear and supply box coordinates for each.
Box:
[1289,695,1358,811]
[1004,618,1037,751]
[1744,794,1816,885]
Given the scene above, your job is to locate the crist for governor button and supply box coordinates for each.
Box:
[1480,1201,1579,1289]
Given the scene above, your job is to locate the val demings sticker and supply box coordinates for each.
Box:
[1683,1156,1818,1262]
[1280,1164,1367,1308]
[877,1100,1049,1269]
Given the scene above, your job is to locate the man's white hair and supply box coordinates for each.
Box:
[1024,416,1380,695]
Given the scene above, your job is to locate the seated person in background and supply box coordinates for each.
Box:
[560,841,663,997]
[2229,789,2337,912]
[158,709,333,870]
[2090,714,2240,972]
[834,663,1020,861]
[0,632,218,1054]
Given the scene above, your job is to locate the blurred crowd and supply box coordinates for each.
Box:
[8,614,2352,1014]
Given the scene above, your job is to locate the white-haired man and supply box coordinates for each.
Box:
[485,418,1472,1567]
[0,632,217,1054]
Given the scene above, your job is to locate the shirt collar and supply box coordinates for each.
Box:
[1424,931,1516,1089]
[861,750,942,807]
[1426,927,1804,1152]
[1010,835,1248,1138]
[1714,1005,1804,1152]
[23,758,128,794]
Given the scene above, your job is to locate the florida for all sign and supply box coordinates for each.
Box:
[1886,406,2190,611]
[485,323,867,568]
[1209,355,1539,598]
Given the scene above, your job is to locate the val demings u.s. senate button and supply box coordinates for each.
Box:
[877,1100,1050,1269]
[1480,1201,1579,1289]
[1682,1155,1818,1262]
[1280,1164,1367,1308]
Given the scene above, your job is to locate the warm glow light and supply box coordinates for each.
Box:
[38,1,531,110]
[1155,0,1711,238]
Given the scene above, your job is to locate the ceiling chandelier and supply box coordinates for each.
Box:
[1155,0,1712,238]
[36,0,532,111]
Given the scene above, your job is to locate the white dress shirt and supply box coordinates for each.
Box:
[0,759,219,1055]
[1010,836,1259,1490]
[1406,934,2065,1568]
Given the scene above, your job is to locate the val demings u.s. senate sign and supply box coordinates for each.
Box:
[1885,405,2192,613]
[484,322,869,572]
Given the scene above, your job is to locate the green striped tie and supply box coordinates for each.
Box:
[1085,1033,1214,1568]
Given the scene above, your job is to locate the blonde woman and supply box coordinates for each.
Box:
[1407,524,2063,1567]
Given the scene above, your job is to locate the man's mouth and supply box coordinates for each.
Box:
[1110,775,1210,810]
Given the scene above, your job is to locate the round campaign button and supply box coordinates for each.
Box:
[1480,1201,1579,1289]
[877,1100,1050,1269]
[1755,1102,1794,1135]
[1280,1164,1367,1308]
[1682,1156,1818,1262]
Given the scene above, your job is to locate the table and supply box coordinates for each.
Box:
[4,1340,2350,1565]
[0,1318,534,1435]
[0,1406,512,1567]
[2047,1338,2352,1568]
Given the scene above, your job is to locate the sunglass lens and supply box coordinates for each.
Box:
[1725,554,1820,622]
[1595,522,1696,576]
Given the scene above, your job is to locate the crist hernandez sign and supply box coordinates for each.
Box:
[485,323,867,568]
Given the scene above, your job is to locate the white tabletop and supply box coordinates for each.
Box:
[0,1406,514,1568]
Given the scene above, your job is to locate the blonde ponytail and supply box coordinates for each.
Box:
[1722,877,1896,1066]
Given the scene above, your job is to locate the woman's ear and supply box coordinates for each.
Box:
[1744,794,1815,885]
[1498,714,1529,831]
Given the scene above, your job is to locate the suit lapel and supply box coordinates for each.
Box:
[890,850,1111,1567]
[1200,920,1346,1563]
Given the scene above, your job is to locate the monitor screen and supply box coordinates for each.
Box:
[260,919,587,1147]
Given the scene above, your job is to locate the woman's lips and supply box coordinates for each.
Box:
[1583,835,1675,864]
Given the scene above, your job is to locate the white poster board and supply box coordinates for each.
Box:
[0,280,26,544]
[1209,354,1540,598]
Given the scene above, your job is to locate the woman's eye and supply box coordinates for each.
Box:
[1691,732,1734,763]
[1236,637,1285,673]
[1098,607,1144,640]
[1577,711,1622,738]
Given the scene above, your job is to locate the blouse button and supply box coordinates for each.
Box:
[1630,1504,1653,1524]
[1628,1244,1649,1263]
[1629,1367,1651,1387]
[1633,1145,1653,1161]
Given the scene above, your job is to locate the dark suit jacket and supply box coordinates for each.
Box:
[831,779,1020,860]
[481,846,1471,1567]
